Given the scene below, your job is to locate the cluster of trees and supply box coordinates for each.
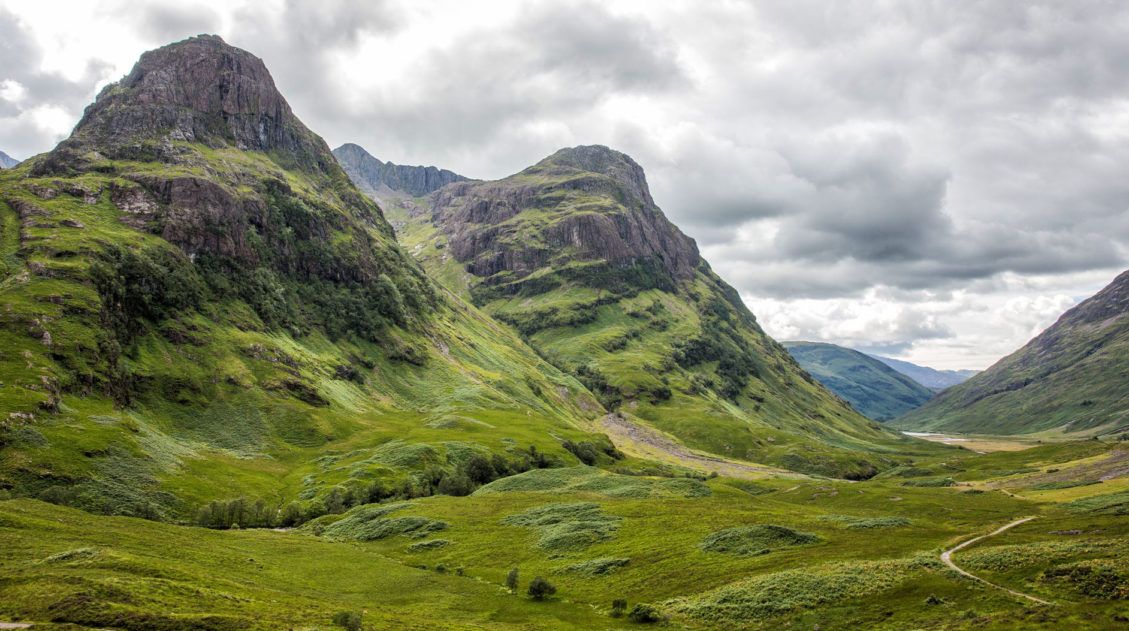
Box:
[196,445,570,529]
[561,438,624,466]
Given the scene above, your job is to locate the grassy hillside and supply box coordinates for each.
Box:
[4,440,1128,629]
[0,36,614,526]
[784,342,934,421]
[896,269,1129,437]
[363,145,939,479]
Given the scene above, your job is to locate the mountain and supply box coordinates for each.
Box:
[0,35,606,521]
[349,142,931,478]
[333,142,468,197]
[783,342,934,421]
[895,269,1129,437]
[0,150,19,169]
[870,355,978,390]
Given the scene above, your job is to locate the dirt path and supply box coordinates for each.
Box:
[941,516,1052,605]
[599,413,801,480]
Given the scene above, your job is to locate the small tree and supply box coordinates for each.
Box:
[505,567,519,591]
[527,576,557,600]
[610,599,627,618]
[332,610,362,631]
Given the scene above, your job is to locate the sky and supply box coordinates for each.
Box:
[2,0,1128,369]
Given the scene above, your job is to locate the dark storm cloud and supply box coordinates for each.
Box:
[277,1,687,171]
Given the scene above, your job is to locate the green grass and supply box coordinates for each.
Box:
[699,524,822,556]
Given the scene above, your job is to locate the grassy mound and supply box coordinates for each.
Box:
[699,525,821,556]
[474,466,710,499]
[501,502,620,552]
[408,539,450,552]
[320,503,447,541]
[559,557,630,576]
[667,556,939,624]
[819,515,911,529]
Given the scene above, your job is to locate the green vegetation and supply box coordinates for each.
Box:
[699,524,822,556]
[501,502,620,552]
[2,35,1128,631]
[783,341,935,421]
[896,269,1129,437]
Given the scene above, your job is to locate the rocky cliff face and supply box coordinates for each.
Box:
[36,35,336,176]
[429,145,700,294]
[333,143,468,197]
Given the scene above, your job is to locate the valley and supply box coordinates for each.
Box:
[0,33,1125,631]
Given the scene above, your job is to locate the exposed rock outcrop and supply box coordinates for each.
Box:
[35,35,338,176]
[428,145,700,291]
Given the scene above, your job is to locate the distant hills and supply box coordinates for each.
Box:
[0,150,19,169]
[333,143,468,197]
[870,355,978,390]
[896,268,1129,437]
[783,342,934,421]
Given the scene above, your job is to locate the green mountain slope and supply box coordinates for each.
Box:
[870,355,978,390]
[352,144,931,478]
[895,269,1129,437]
[0,35,612,522]
[783,342,934,421]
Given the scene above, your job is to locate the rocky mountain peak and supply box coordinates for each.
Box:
[38,35,335,175]
[1056,268,1129,328]
[425,145,700,291]
[529,145,655,208]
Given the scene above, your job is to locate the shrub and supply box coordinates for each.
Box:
[501,503,620,551]
[610,599,627,618]
[331,610,362,631]
[528,576,557,600]
[561,557,630,576]
[700,525,821,556]
[506,567,519,591]
[628,603,662,623]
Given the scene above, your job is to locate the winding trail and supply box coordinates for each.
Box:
[941,516,1052,605]
[598,413,803,480]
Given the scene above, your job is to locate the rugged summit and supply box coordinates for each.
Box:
[431,145,700,288]
[0,150,18,169]
[38,35,333,175]
[784,342,934,421]
[368,144,922,478]
[896,269,1129,436]
[333,143,468,197]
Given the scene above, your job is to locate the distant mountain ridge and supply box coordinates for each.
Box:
[870,355,978,390]
[783,342,935,421]
[895,268,1129,437]
[0,151,18,169]
[333,143,468,197]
